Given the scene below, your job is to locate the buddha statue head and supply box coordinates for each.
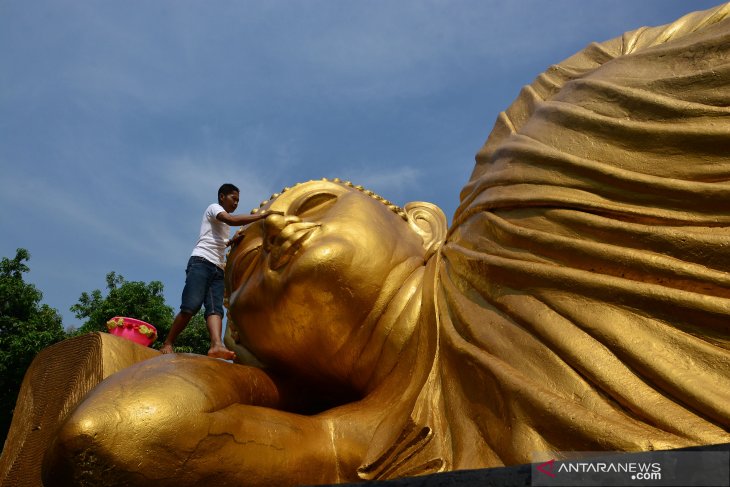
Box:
[224,178,447,393]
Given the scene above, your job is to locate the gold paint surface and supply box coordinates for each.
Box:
[0,333,158,487]
[3,4,730,486]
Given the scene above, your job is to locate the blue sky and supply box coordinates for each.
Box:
[1,0,723,328]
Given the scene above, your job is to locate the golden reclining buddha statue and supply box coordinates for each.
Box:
[2,3,730,486]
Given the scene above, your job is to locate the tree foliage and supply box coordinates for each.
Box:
[70,272,210,355]
[70,271,174,337]
[0,249,66,444]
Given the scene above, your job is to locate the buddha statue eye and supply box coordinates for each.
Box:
[294,193,338,217]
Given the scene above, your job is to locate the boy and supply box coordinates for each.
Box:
[161,183,273,359]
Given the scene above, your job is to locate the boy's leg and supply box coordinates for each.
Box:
[205,266,235,359]
[206,314,235,359]
[160,311,194,354]
[162,257,208,353]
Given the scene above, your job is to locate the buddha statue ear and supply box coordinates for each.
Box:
[404,202,447,261]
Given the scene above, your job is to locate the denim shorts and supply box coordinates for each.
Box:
[180,256,225,318]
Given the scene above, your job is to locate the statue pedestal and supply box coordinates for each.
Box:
[317,443,730,487]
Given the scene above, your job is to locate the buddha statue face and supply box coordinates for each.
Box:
[225,180,445,385]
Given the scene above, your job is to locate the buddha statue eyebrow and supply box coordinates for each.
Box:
[250,177,408,221]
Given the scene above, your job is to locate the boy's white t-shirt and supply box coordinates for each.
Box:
[190,203,229,268]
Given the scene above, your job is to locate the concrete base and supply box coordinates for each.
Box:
[314,443,729,487]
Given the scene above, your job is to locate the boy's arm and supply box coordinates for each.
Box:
[216,209,282,226]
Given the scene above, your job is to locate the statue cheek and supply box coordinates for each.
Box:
[290,237,355,280]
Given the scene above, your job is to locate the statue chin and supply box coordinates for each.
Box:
[3,4,730,486]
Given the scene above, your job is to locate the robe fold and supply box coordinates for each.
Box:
[434,2,730,467]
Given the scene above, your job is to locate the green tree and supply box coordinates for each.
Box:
[0,248,67,444]
[70,272,210,355]
[70,271,174,336]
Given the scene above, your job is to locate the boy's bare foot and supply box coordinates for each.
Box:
[160,343,174,354]
[208,344,236,360]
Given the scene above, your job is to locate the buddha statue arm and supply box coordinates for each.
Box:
[43,353,369,487]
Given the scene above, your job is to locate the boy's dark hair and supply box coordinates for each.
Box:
[218,183,240,201]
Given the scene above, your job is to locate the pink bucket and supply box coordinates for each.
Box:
[106,316,158,347]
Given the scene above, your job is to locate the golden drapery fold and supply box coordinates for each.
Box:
[439,2,730,467]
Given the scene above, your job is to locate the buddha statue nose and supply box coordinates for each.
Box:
[263,213,301,251]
